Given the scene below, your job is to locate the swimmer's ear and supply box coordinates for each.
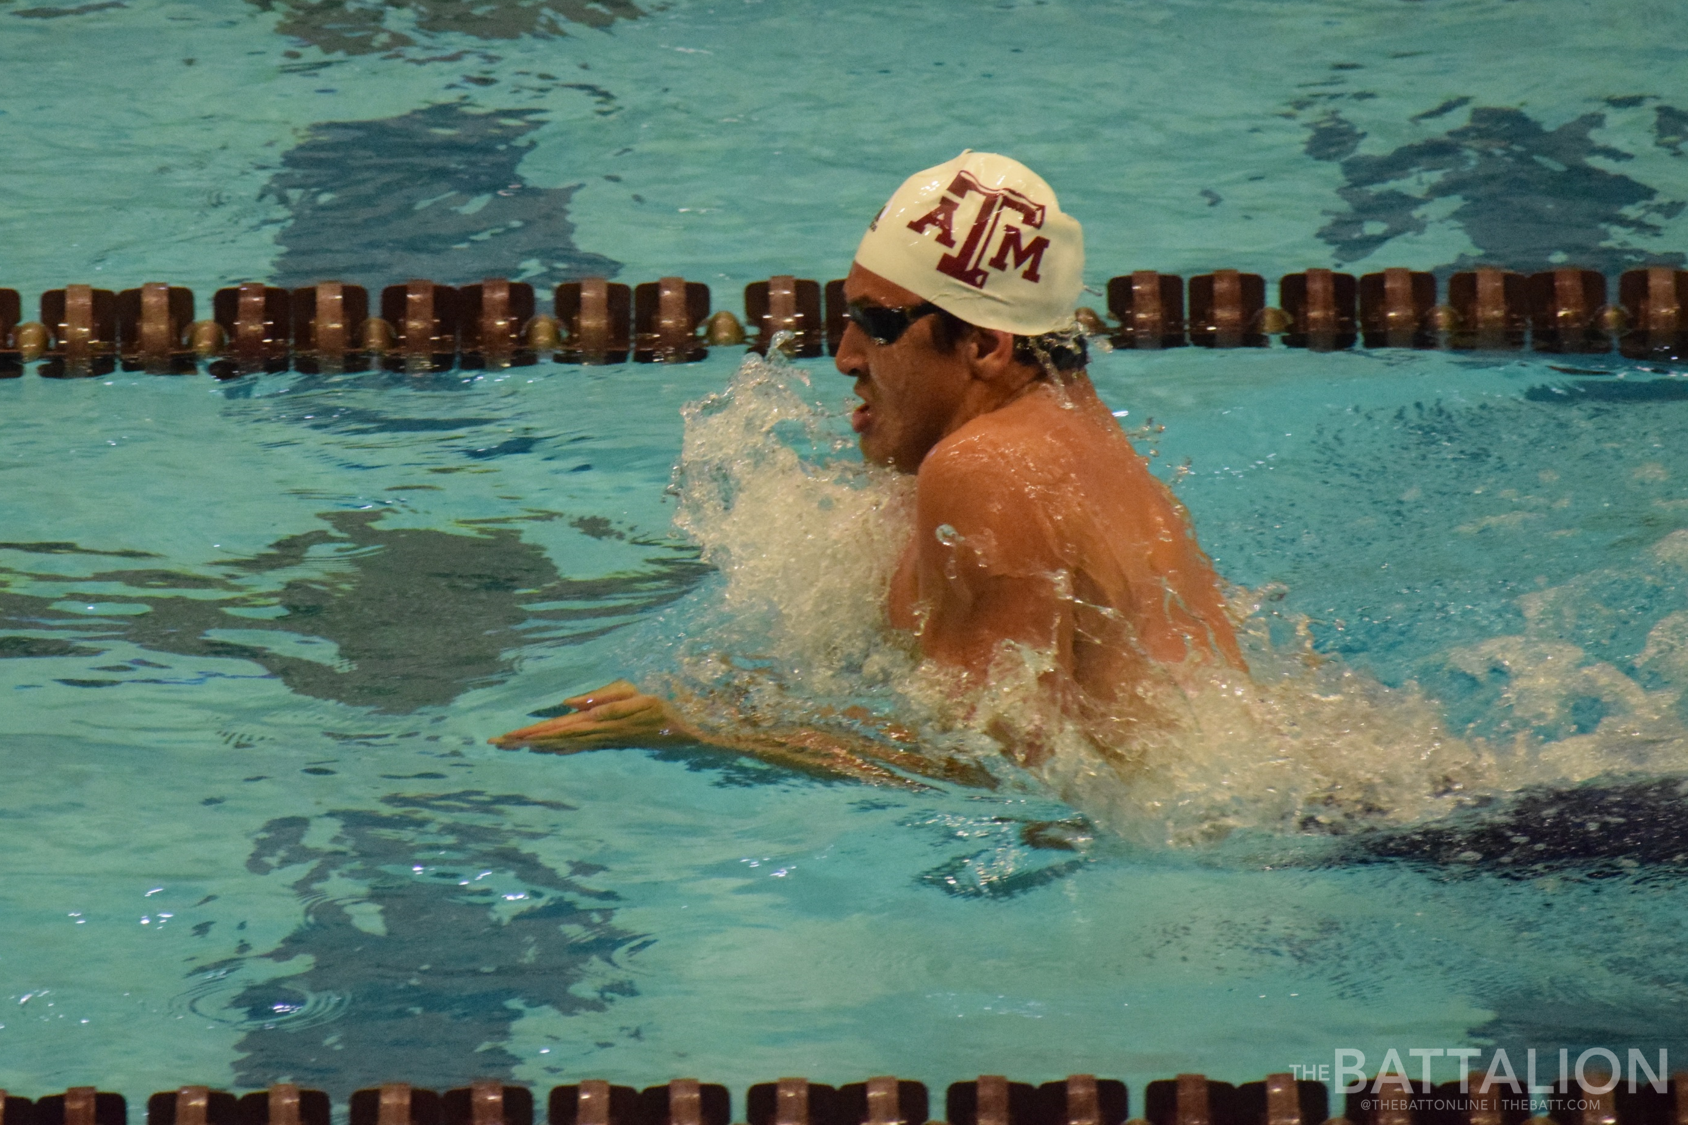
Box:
[967,327,1020,382]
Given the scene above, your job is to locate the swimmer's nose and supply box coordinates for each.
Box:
[834,321,868,379]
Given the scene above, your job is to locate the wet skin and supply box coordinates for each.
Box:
[841,266,1242,700]
[494,264,1240,769]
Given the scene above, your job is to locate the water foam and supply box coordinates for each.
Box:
[646,350,1688,848]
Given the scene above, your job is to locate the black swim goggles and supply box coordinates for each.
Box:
[843,299,944,345]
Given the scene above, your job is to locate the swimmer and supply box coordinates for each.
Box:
[493,152,1240,778]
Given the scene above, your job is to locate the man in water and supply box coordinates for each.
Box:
[494,152,1240,775]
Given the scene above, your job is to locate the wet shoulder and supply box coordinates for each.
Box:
[919,413,1056,501]
[925,385,1123,487]
[914,408,1068,575]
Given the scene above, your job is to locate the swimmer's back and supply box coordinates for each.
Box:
[914,375,1241,698]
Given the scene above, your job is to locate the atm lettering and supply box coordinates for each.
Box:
[987,227,1050,282]
[907,170,1049,290]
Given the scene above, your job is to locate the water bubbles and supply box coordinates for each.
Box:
[662,347,918,712]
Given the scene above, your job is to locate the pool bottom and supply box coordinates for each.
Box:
[7,348,1688,1098]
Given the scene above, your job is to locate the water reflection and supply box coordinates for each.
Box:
[0,510,706,712]
[199,790,638,1094]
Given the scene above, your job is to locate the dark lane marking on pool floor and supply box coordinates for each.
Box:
[0,636,103,658]
[262,104,621,293]
[253,0,641,56]
[0,541,161,558]
[1302,102,1687,276]
[0,510,707,712]
[11,1,126,17]
[199,791,638,1097]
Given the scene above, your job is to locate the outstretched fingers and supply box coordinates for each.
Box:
[491,688,695,752]
[492,712,588,746]
[489,680,649,748]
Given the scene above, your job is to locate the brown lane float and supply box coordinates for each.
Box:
[747,1081,841,1125]
[1619,266,1688,361]
[1188,269,1267,348]
[943,1079,1035,1125]
[441,1083,532,1125]
[1279,268,1357,351]
[0,287,21,377]
[705,309,746,347]
[39,286,118,378]
[144,1088,238,1125]
[349,1085,440,1125]
[1233,1075,1324,1125]
[381,280,460,372]
[33,1088,126,1125]
[1344,1080,1431,1125]
[635,1082,729,1125]
[1448,267,1527,350]
[1,1091,36,1125]
[234,1085,330,1125]
[548,1083,638,1125]
[836,1079,925,1125]
[8,1073,1688,1125]
[555,278,631,364]
[116,283,196,374]
[1527,267,1610,354]
[1106,271,1187,349]
[1144,1074,1235,1125]
[460,279,537,369]
[213,283,291,376]
[1359,268,1436,349]
[634,277,710,363]
[291,282,370,373]
[5,262,1688,380]
[1034,1077,1126,1125]
[746,275,823,358]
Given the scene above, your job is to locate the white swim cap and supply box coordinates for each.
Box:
[853,151,1084,337]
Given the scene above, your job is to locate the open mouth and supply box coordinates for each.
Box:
[851,401,872,433]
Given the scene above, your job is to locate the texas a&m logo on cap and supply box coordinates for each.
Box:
[903,170,1050,290]
[857,152,1081,337]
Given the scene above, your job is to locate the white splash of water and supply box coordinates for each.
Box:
[658,348,919,717]
[654,350,1688,846]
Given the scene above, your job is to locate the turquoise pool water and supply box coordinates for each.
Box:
[4,0,1688,1107]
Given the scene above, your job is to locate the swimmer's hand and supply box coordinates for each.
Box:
[490,680,700,752]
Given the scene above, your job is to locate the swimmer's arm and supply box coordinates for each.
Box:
[490,680,989,788]
[912,450,1069,679]
[919,571,1067,676]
